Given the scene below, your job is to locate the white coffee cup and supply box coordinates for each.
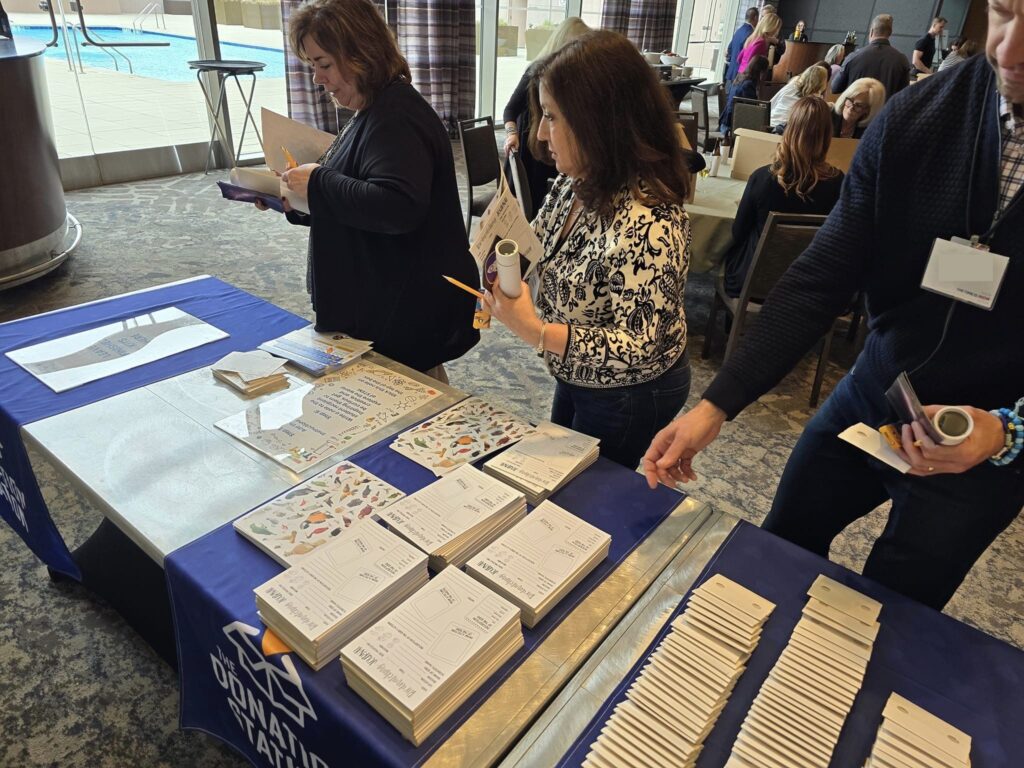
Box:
[932,406,974,446]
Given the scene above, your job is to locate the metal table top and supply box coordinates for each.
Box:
[22,352,466,563]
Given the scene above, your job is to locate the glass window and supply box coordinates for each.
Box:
[494,0,566,120]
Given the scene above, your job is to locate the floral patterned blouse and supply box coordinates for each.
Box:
[533,174,691,389]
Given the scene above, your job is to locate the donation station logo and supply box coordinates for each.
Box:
[0,441,29,531]
[212,621,329,768]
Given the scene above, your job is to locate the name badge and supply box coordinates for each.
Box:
[920,237,1009,310]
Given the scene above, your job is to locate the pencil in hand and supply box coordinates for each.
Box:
[442,274,485,299]
[282,146,298,170]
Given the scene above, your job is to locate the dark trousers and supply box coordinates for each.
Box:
[551,351,691,470]
[763,373,1024,609]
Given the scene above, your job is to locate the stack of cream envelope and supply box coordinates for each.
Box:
[584,574,775,768]
[465,500,611,627]
[340,566,524,745]
[483,421,599,504]
[211,350,288,396]
[725,574,883,768]
[254,521,428,670]
[864,693,971,768]
[379,464,527,571]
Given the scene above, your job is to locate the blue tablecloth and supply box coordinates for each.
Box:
[165,440,685,768]
[558,521,1024,768]
[0,277,308,578]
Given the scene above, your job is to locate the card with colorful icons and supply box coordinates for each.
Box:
[233,460,405,567]
[389,397,534,476]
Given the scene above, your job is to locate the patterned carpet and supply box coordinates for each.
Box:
[1,157,1021,767]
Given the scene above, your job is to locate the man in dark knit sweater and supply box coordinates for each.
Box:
[644,2,1024,611]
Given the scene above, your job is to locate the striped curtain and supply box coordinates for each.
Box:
[601,0,676,53]
[280,0,341,132]
[391,0,476,135]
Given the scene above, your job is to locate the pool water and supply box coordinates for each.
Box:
[12,25,285,81]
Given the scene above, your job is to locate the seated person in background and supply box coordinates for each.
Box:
[483,30,693,470]
[769,63,830,131]
[719,55,770,135]
[789,20,808,42]
[723,96,844,298]
[937,36,978,71]
[825,43,846,79]
[832,77,885,138]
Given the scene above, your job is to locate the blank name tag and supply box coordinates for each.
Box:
[921,237,1009,310]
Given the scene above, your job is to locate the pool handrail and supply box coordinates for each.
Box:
[36,0,58,47]
[72,0,169,47]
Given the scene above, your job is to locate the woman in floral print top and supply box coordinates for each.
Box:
[484,30,693,469]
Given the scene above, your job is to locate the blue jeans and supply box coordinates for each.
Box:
[763,373,1024,609]
[551,351,691,470]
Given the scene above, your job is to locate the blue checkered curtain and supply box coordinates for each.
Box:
[391,0,476,135]
[281,0,340,132]
[601,0,676,52]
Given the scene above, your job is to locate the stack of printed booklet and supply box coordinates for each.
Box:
[378,464,528,571]
[254,519,429,670]
[259,325,373,377]
[340,566,524,746]
[483,421,600,504]
[231,451,616,742]
[466,500,610,627]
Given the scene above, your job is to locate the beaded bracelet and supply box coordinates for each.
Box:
[989,402,1024,466]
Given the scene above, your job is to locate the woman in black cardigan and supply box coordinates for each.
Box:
[723,96,844,298]
[265,0,478,380]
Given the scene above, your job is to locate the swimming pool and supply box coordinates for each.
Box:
[12,25,286,81]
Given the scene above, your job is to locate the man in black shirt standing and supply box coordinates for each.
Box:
[913,16,947,75]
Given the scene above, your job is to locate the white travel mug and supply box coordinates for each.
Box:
[931,406,974,446]
[495,239,522,298]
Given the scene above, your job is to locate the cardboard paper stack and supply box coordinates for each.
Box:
[863,693,971,768]
[255,521,428,670]
[466,500,611,627]
[211,350,288,395]
[341,567,524,745]
[379,464,527,571]
[725,575,883,768]
[483,421,599,504]
[585,575,775,768]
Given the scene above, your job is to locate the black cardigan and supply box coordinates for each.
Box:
[286,81,479,372]
[723,165,844,297]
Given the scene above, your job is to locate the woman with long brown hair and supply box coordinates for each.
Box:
[484,30,693,469]
[257,0,479,380]
[722,95,844,297]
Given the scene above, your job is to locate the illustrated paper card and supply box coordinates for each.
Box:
[6,307,228,393]
[233,459,406,566]
[390,397,534,475]
[215,360,442,472]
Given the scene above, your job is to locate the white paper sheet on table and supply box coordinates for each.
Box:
[5,307,228,393]
[214,360,443,472]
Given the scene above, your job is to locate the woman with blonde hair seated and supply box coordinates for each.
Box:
[769,63,830,130]
[832,77,885,138]
[824,43,846,79]
[723,96,844,298]
[484,30,693,469]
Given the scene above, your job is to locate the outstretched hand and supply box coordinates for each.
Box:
[642,400,728,488]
